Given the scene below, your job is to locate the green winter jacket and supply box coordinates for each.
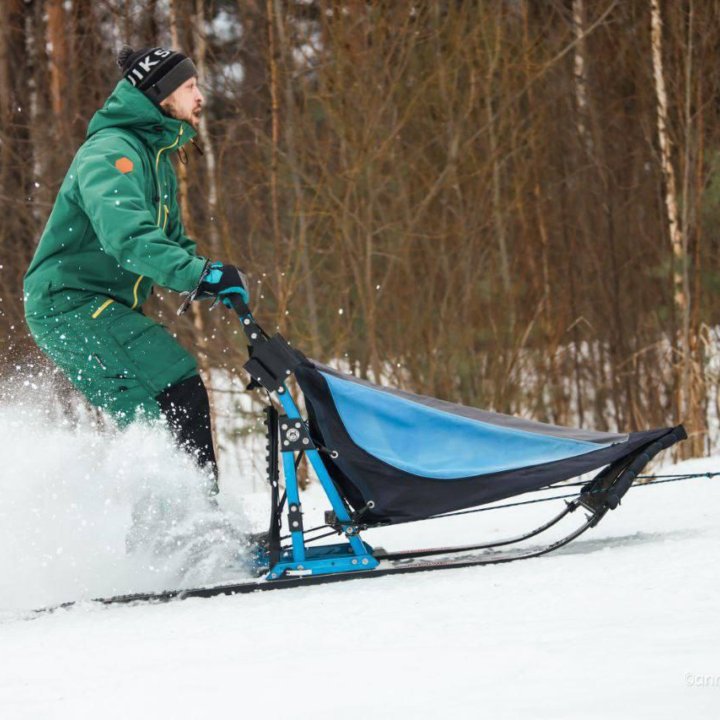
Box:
[24,78,207,318]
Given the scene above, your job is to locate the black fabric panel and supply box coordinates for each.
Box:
[156,374,218,493]
[295,364,682,522]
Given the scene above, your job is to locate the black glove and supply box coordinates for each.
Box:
[197,261,249,303]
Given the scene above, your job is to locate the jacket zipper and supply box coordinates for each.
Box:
[130,275,144,310]
[155,127,183,224]
[130,127,183,310]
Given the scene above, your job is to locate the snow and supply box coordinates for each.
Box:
[0,375,252,612]
[1,380,720,718]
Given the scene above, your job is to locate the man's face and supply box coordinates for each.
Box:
[160,76,204,131]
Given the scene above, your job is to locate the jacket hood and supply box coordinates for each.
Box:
[86,79,197,150]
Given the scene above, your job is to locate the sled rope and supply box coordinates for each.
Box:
[286,471,719,543]
[432,472,718,518]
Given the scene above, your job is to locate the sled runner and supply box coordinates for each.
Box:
[225,296,686,582]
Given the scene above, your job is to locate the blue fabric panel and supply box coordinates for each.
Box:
[320,371,620,479]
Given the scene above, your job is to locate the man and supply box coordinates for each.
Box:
[24,46,247,493]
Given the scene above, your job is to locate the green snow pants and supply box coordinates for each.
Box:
[26,294,199,426]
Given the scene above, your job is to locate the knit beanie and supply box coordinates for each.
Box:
[117,45,198,105]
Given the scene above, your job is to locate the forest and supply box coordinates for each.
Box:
[1,0,719,460]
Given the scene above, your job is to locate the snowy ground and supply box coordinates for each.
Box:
[1,387,719,718]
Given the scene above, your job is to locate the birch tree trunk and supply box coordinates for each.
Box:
[650,0,698,451]
[572,0,591,155]
[650,0,685,315]
[266,0,286,319]
[569,0,591,425]
[272,0,321,357]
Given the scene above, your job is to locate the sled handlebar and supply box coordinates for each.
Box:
[177,288,270,349]
[225,294,274,347]
[222,291,251,317]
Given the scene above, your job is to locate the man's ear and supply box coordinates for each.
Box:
[159,98,175,119]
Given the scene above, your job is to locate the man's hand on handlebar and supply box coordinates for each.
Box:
[197,261,250,306]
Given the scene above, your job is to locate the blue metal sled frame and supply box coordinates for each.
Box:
[260,388,379,579]
[232,299,379,580]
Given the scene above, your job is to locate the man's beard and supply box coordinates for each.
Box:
[162,101,201,131]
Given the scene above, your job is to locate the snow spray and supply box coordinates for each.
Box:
[0,367,252,613]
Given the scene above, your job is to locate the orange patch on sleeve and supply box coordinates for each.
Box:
[114,157,134,174]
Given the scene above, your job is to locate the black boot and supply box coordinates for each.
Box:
[156,374,219,494]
